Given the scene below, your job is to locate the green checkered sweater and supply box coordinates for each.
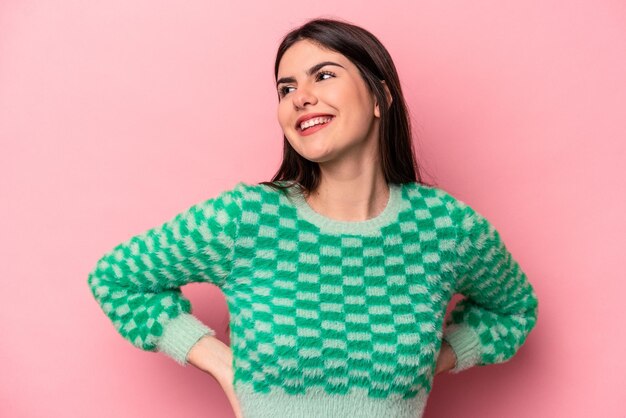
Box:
[87,181,538,418]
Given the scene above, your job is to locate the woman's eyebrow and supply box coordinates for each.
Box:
[276,61,344,87]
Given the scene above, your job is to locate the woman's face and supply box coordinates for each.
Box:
[276,40,382,164]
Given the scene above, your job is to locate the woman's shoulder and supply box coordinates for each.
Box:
[398,181,476,220]
[399,181,462,204]
[222,180,296,203]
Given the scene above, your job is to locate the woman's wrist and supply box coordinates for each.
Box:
[188,336,241,416]
[436,339,458,374]
[187,335,233,381]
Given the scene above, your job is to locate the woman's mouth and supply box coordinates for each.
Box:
[297,116,334,136]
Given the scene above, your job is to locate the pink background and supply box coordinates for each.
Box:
[1,1,624,417]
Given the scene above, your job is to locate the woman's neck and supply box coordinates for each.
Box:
[304,173,390,222]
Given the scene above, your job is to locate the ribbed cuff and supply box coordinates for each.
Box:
[156,313,215,366]
[442,323,481,373]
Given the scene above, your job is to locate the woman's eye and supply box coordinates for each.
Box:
[278,71,335,98]
[279,86,295,97]
[316,70,335,81]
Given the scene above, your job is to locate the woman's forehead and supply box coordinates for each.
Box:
[277,40,349,77]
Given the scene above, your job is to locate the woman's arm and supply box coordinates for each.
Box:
[188,335,243,418]
[87,182,245,366]
[442,197,539,373]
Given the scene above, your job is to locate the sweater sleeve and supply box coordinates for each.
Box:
[87,182,245,366]
[441,196,539,374]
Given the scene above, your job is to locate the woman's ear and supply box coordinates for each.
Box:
[374,80,393,118]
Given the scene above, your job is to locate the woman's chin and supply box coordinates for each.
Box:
[299,147,337,164]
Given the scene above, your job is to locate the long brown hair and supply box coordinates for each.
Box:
[259,17,432,195]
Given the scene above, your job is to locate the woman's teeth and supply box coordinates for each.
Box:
[300,116,333,131]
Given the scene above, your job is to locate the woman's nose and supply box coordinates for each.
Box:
[293,85,317,109]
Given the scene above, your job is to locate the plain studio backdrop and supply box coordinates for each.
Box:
[1,1,624,417]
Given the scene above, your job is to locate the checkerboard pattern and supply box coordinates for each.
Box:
[87,180,538,407]
[442,197,539,373]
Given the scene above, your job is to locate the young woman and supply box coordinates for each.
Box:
[88,18,539,418]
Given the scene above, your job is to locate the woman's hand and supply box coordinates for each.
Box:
[435,340,458,375]
[187,335,243,418]
[217,364,243,418]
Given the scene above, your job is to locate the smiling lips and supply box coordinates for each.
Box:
[296,113,335,136]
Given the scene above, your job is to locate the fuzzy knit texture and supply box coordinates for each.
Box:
[87,180,539,418]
